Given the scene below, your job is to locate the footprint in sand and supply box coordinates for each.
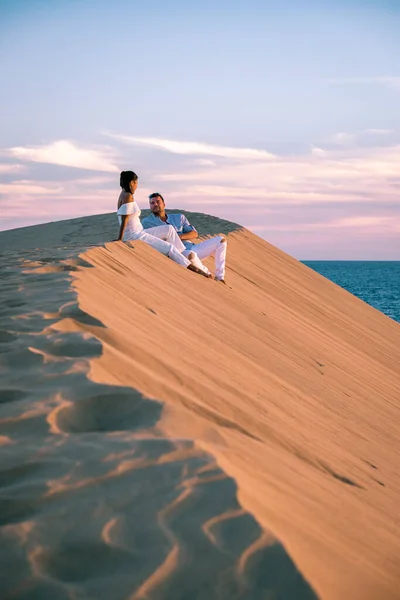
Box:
[51,388,163,434]
[59,301,105,327]
[0,329,17,345]
[0,389,28,404]
[35,331,102,359]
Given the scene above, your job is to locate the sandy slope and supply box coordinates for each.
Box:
[1,212,400,600]
[68,222,400,600]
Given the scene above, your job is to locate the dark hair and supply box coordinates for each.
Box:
[149,192,165,203]
[120,171,138,193]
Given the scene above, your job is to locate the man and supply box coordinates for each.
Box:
[142,193,227,282]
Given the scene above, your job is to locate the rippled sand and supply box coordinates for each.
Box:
[1,211,400,600]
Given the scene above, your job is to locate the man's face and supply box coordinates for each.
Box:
[149,195,165,215]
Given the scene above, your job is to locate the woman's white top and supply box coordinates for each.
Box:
[117,200,143,240]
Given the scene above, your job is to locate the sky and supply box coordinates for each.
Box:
[0,0,399,259]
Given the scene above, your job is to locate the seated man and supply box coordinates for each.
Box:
[142,193,227,282]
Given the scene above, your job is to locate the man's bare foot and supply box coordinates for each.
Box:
[187,252,212,277]
[187,264,211,277]
[216,278,226,284]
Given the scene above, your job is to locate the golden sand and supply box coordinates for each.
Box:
[1,212,399,599]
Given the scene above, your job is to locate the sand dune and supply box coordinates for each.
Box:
[1,211,399,600]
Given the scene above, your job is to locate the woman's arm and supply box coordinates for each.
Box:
[116,192,136,240]
[117,215,128,241]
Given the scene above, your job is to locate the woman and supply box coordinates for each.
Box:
[117,171,208,275]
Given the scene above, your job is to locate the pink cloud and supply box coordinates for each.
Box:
[0,175,154,224]
[0,164,26,174]
[1,136,399,258]
[7,140,119,172]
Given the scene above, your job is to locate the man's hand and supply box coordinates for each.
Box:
[179,230,198,241]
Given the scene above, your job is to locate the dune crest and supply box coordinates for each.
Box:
[1,212,399,599]
[72,225,400,600]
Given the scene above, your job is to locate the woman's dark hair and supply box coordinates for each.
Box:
[120,171,138,193]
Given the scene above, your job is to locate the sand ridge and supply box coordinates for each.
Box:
[0,213,319,600]
[70,224,400,600]
[1,212,399,599]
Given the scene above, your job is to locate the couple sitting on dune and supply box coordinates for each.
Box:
[116,171,227,282]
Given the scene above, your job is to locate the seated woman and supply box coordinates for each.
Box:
[117,171,209,276]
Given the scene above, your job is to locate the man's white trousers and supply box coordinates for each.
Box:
[183,236,226,279]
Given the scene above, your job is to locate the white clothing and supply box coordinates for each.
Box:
[141,212,219,278]
[182,249,211,276]
[117,202,190,268]
[185,236,227,279]
[117,200,143,238]
[146,226,211,277]
[144,224,187,254]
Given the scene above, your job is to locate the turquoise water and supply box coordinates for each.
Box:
[303,261,400,324]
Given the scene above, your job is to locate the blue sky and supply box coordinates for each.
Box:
[1,0,399,259]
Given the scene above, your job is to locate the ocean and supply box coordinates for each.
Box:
[303,261,400,324]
